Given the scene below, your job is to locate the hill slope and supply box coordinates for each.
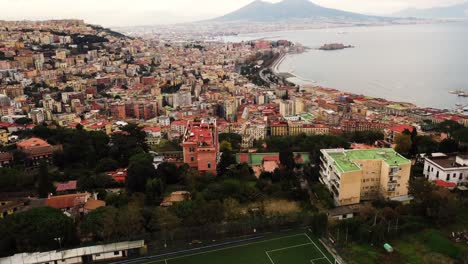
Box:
[213,0,375,22]
[394,2,468,18]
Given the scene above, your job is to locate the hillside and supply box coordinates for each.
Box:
[213,0,376,22]
[394,2,468,18]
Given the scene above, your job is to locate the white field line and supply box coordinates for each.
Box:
[266,242,313,253]
[266,251,275,264]
[162,233,307,262]
[310,257,326,263]
[305,232,333,264]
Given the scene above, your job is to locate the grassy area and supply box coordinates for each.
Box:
[340,244,380,264]
[134,231,335,264]
[395,229,467,262]
[341,229,468,264]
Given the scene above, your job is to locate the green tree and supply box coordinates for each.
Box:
[279,149,295,170]
[37,161,52,198]
[219,133,242,150]
[80,206,118,241]
[150,208,181,242]
[439,139,458,153]
[95,158,119,173]
[0,207,76,256]
[219,140,233,152]
[436,120,463,138]
[217,150,236,177]
[126,153,156,193]
[14,117,33,125]
[395,134,412,156]
[413,135,439,154]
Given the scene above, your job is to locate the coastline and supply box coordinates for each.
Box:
[269,51,435,109]
[270,52,317,87]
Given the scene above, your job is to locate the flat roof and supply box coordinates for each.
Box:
[328,148,410,173]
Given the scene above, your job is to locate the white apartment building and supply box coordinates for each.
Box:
[423,153,468,186]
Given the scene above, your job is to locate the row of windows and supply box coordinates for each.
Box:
[362,178,380,183]
[432,170,464,181]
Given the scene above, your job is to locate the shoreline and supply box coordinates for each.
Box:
[270,52,317,87]
[269,51,467,111]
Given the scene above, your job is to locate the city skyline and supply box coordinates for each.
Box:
[1,0,467,26]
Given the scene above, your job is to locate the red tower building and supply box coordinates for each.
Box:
[181,120,219,175]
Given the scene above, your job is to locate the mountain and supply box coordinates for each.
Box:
[212,0,375,22]
[394,2,468,18]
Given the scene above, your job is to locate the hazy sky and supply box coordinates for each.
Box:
[1,0,467,27]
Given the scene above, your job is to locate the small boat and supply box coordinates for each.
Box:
[449,90,462,94]
[458,92,468,97]
[455,103,462,107]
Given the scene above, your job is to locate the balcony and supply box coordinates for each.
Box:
[331,179,340,189]
[331,185,340,197]
[319,170,328,180]
[320,156,327,165]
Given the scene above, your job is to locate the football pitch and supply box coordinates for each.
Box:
[137,231,336,264]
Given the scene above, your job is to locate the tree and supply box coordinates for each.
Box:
[95,158,119,173]
[279,149,295,170]
[309,213,328,237]
[219,140,233,152]
[395,134,412,156]
[0,207,76,256]
[156,162,180,185]
[150,208,181,242]
[413,135,439,155]
[14,117,33,125]
[453,128,468,143]
[218,133,242,150]
[217,150,236,177]
[436,120,463,138]
[37,161,52,198]
[439,139,458,153]
[80,206,119,241]
[126,153,156,193]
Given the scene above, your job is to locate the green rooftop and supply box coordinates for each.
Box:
[299,113,315,121]
[236,152,311,166]
[328,148,410,173]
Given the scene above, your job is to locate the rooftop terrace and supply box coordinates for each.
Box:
[328,148,410,173]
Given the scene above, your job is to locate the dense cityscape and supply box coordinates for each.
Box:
[0,4,467,264]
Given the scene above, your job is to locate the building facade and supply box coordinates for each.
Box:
[423,153,468,186]
[181,120,219,174]
[319,148,411,206]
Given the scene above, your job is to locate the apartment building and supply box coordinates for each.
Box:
[423,153,468,187]
[319,148,411,206]
[181,120,219,174]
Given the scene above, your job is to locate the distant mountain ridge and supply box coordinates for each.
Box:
[394,2,468,18]
[212,0,377,22]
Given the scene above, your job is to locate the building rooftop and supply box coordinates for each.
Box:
[328,148,410,173]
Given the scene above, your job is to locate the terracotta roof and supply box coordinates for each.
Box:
[17,137,50,150]
[56,181,77,192]
[84,199,106,211]
[433,180,457,188]
[45,193,89,209]
[0,152,13,162]
[388,125,414,134]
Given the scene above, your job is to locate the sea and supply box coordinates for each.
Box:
[224,22,468,110]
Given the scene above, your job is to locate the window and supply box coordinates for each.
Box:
[436,171,439,178]
[114,251,120,256]
[446,174,450,181]
[460,173,463,180]
[427,166,430,172]
[190,156,194,162]
[207,162,211,169]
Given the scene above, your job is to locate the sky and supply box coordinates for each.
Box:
[1,0,467,27]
